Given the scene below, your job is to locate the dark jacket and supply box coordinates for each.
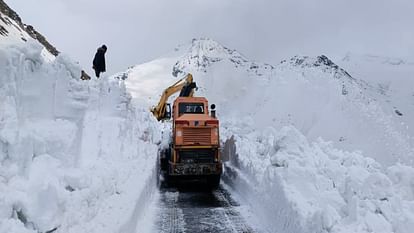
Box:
[93,47,106,72]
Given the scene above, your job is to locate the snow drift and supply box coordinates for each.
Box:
[223,123,414,233]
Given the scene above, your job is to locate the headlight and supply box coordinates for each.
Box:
[183,159,194,163]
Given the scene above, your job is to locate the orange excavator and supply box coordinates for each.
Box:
[151,74,222,188]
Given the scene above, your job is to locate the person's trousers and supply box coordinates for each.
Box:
[94,69,101,78]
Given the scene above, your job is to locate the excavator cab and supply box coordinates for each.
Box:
[178,102,205,115]
[151,73,196,121]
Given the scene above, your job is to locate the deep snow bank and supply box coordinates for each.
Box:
[222,121,414,233]
[0,42,160,233]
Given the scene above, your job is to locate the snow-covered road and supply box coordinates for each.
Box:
[154,184,258,233]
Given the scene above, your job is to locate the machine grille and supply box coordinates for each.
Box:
[182,128,211,144]
[179,150,215,163]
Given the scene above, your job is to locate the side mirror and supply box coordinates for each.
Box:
[210,104,216,110]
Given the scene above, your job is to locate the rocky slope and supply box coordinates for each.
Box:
[0,0,58,55]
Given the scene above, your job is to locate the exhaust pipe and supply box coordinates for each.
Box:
[211,104,216,118]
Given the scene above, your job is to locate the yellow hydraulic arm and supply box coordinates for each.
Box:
[151,73,195,121]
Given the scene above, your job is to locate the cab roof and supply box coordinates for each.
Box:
[174,97,208,104]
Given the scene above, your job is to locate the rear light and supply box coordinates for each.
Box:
[175,120,189,125]
[205,120,218,126]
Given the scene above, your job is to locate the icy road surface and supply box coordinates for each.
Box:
[155,185,257,233]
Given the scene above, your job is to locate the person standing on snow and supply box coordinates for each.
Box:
[93,44,107,78]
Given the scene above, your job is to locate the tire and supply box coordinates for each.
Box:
[163,146,174,188]
[207,175,221,189]
[159,147,172,188]
[164,174,176,188]
[160,157,168,171]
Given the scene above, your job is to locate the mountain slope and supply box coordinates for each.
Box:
[338,53,414,139]
[0,0,58,56]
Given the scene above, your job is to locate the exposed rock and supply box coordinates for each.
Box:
[282,55,353,79]
[24,24,59,56]
[0,24,7,35]
[0,0,59,56]
[395,109,403,116]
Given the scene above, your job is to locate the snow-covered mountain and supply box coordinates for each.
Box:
[172,38,274,77]
[125,38,413,167]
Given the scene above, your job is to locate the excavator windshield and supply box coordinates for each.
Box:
[179,103,204,115]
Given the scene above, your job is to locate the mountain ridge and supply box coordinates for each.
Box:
[173,38,275,77]
[0,0,58,55]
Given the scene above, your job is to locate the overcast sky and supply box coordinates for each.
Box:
[6,0,414,75]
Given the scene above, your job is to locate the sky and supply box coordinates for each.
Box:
[6,0,414,75]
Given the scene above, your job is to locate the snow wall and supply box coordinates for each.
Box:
[222,123,414,233]
[0,42,160,233]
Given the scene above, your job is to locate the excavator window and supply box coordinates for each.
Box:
[165,103,171,119]
[179,103,204,115]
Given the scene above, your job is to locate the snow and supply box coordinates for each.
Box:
[128,39,413,166]
[223,123,414,233]
[1,17,414,232]
[0,40,161,232]
[337,53,414,149]
[0,10,54,62]
[121,38,414,233]
[0,12,28,46]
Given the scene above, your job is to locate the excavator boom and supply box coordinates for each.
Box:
[151,73,196,121]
